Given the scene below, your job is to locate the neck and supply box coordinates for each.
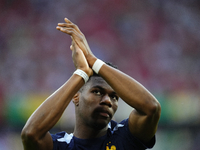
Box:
[73,121,108,139]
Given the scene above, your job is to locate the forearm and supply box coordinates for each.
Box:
[98,64,159,115]
[85,53,159,116]
[22,74,84,140]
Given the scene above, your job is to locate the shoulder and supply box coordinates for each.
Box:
[109,119,156,149]
[108,119,128,132]
[51,131,73,143]
[51,131,73,150]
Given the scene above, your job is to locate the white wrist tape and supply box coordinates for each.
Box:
[73,69,89,83]
[92,59,105,74]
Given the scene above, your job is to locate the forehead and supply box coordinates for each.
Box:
[85,76,114,91]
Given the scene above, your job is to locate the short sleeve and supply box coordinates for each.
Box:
[120,118,156,149]
[51,131,70,150]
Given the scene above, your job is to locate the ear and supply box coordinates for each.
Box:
[72,93,80,106]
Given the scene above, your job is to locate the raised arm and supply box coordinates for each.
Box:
[21,40,92,150]
[57,18,161,143]
[97,64,161,143]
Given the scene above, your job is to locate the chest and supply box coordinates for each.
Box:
[68,136,130,150]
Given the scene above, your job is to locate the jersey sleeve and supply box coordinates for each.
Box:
[51,131,71,150]
[119,118,156,149]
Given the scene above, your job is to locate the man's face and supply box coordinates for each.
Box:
[77,76,119,130]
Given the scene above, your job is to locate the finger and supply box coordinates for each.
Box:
[57,22,82,35]
[56,26,67,31]
[56,26,61,30]
[56,26,73,34]
[57,18,72,27]
[64,18,72,23]
[56,26,81,41]
[62,19,82,34]
[57,23,68,27]
[57,22,73,27]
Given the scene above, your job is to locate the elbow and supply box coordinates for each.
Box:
[21,126,38,143]
[21,127,42,149]
[147,99,161,117]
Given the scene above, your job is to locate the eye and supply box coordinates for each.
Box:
[110,95,119,101]
[93,90,102,96]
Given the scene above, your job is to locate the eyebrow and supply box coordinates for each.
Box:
[91,85,118,95]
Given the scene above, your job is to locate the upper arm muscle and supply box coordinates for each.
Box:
[128,108,160,143]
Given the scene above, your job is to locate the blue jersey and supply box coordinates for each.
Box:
[51,118,155,150]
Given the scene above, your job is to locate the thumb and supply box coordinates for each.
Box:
[70,40,76,51]
[74,42,80,51]
[72,39,82,52]
[70,45,73,51]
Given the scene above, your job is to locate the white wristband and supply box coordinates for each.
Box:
[92,59,105,74]
[73,69,89,83]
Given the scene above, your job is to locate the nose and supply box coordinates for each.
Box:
[100,94,112,107]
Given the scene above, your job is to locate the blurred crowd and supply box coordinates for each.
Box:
[1,0,200,95]
[0,0,200,149]
[1,0,200,97]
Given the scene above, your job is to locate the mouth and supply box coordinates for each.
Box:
[95,108,112,119]
[99,112,110,118]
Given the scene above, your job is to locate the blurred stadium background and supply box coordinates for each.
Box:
[0,0,200,149]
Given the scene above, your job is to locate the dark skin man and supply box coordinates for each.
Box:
[21,18,161,150]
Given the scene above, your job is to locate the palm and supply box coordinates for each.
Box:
[71,41,93,76]
[57,18,94,57]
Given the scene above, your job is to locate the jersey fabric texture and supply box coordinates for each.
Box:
[51,118,155,150]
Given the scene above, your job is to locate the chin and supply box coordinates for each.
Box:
[92,120,110,130]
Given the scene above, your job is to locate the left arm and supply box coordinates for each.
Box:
[56,18,161,143]
[98,64,161,143]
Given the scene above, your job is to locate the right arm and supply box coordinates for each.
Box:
[21,41,92,150]
[56,18,161,143]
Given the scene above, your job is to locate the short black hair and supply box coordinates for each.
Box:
[79,62,117,92]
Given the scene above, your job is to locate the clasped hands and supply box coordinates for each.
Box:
[56,18,97,77]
